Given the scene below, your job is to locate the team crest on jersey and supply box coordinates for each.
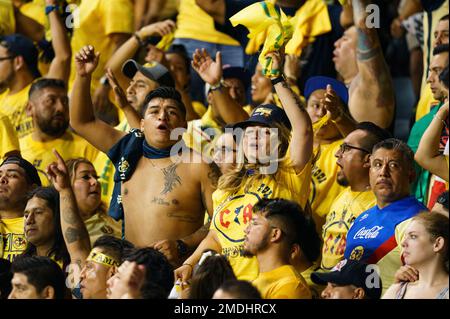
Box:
[359,213,369,221]
[349,246,365,261]
[13,235,27,251]
[101,225,114,235]
[213,193,262,243]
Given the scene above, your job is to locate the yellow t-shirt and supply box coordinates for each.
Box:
[174,0,240,45]
[0,0,15,36]
[300,262,322,299]
[211,160,311,281]
[68,0,134,92]
[85,212,122,245]
[377,218,414,294]
[310,139,345,227]
[94,119,131,208]
[19,130,99,185]
[0,217,26,262]
[321,188,376,271]
[0,112,20,158]
[252,265,312,299]
[0,84,33,138]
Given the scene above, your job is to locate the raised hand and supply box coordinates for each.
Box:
[74,45,100,77]
[137,19,176,39]
[323,84,345,121]
[191,49,222,85]
[264,50,284,79]
[46,149,71,192]
[106,68,130,110]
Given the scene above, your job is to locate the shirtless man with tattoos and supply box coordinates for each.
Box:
[70,46,215,266]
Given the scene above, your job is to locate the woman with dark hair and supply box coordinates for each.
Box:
[187,250,236,299]
[23,187,70,269]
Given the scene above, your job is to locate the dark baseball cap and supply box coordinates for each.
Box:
[223,66,251,90]
[0,156,41,186]
[311,259,382,299]
[304,76,348,105]
[0,34,41,78]
[232,104,291,130]
[122,59,175,88]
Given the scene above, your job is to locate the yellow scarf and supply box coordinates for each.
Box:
[230,0,332,75]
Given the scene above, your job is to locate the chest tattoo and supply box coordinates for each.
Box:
[161,163,182,195]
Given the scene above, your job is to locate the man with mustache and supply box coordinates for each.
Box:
[19,78,98,185]
[344,138,427,294]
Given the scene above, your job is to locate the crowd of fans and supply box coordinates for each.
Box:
[0,0,448,299]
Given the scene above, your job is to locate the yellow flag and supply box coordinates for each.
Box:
[156,32,175,51]
[230,1,292,77]
[229,0,332,72]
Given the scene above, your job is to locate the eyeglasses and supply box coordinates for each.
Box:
[0,56,15,62]
[338,143,371,154]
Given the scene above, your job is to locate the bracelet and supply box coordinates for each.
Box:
[209,81,223,92]
[45,5,59,15]
[271,75,286,86]
[133,32,145,47]
[434,114,448,127]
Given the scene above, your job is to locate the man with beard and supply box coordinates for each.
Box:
[320,122,391,271]
[243,198,314,299]
[19,79,98,185]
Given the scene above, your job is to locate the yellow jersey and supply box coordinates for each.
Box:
[0,112,20,158]
[310,139,345,228]
[252,265,312,299]
[211,160,311,281]
[19,130,99,185]
[174,0,240,45]
[0,217,26,262]
[68,0,134,92]
[321,188,376,271]
[0,84,33,138]
[0,0,15,36]
[300,262,322,299]
[85,212,122,245]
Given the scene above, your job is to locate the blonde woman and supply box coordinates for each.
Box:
[66,158,122,244]
[174,50,313,286]
[383,212,449,299]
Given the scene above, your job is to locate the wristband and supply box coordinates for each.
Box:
[271,75,286,86]
[133,32,145,47]
[45,5,59,15]
[209,81,223,92]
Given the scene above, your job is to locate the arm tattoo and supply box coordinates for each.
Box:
[65,227,82,244]
[161,163,182,195]
[61,194,79,225]
[356,28,381,61]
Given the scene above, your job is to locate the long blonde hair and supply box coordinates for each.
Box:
[217,122,292,194]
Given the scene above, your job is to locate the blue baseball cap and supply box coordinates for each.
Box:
[304,76,348,105]
[122,59,175,88]
[0,34,41,78]
[232,104,291,130]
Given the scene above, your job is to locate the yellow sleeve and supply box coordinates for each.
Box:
[83,143,100,164]
[0,114,20,158]
[269,282,312,299]
[100,0,134,36]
